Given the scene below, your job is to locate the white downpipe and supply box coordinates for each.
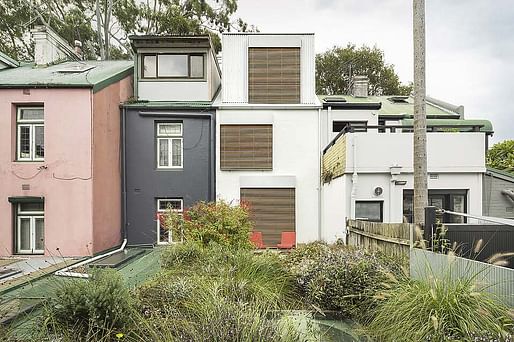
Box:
[350,135,358,220]
[55,239,127,279]
[318,108,323,241]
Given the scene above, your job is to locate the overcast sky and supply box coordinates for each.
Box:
[236,0,514,143]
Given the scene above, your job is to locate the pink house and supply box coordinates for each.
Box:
[0,32,132,257]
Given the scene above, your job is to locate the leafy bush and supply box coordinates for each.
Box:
[287,242,404,322]
[44,268,134,337]
[162,200,254,249]
[367,268,514,341]
[487,139,514,173]
[160,240,204,269]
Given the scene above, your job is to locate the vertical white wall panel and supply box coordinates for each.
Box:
[222,34,248,103]
[301,34,316,104]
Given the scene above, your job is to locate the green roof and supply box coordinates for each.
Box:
[0,60,133,93]
[486,167,514,180]
[401,118,493,133]
[0,51,19,68]
[318,95,460,118]
[123,101,214,109]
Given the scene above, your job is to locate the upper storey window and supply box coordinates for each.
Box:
[248,47,300,104]
[142,54,205,79]
[17,107,44,161]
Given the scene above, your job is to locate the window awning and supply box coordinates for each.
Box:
[7,196,44,204]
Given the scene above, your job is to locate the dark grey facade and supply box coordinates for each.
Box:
[483,168,514,219]
[122,106,215,245]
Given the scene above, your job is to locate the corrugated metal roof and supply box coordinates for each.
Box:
[318,95,460,117]
[0,60,133,93]
[0,51,19,68]
[123,101,214,109]
[401,118,493,133]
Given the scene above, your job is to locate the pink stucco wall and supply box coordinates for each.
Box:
[0,88,94,257]
[91,77,133,253]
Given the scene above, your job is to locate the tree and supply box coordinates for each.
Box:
[487,140,514,173]
[316,44,412,96]
[0,0,253,61]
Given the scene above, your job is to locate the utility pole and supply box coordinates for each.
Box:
[413,0,428,227]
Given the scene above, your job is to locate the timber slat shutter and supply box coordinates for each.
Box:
[248,47,301,104]
[240,188,295,246]
[220,125,272,170]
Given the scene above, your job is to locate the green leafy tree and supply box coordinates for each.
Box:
[0,0,253,61]
[316,44,412,96]
[487,140,514,173]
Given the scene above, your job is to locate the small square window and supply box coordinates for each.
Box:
[355,201,383,222]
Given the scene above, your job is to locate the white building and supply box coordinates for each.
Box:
[215,33,322,247]
[320,80,493,242]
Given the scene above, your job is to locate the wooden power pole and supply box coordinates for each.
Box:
[413,0,428,227]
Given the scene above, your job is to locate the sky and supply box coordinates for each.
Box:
[235,0,514,144]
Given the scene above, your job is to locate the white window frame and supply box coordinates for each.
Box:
[16,203,44,254]
[156,123,183,169]
[16,107,44,161]
[156,198,183,244]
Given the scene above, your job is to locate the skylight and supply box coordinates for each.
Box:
[56,63,96,73]
[388,96,409,104]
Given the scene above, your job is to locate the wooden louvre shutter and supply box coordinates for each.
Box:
[220,125,272,170]
[240,188,295,246]
[248,47,301,104]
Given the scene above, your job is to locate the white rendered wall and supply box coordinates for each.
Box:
[216,108,321,243]
[320,108,378,148]
[138,81,210,101]
[321,176,346,243]
[221,33,317,104]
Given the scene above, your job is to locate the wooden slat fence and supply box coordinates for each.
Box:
[347,219,412,259]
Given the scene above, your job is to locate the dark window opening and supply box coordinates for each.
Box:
[403,189,467,223]
[333,121,367,133]
[355,201,383,222]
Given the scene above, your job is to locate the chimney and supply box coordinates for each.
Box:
[31,25,78,66]
[352,75,369,97]
[74,40,83,60]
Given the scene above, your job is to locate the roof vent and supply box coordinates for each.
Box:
[324,96,347,103]
[56,62,95,73]
[388,96,409,103]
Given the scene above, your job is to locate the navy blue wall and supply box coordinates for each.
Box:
[123,108,215,245]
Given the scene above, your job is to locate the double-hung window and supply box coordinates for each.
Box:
[157,123,183,169]
[156,198,183,244]
[16,201,45,254]
[17,107,44,161]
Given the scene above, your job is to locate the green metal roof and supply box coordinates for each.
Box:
[318,95,460,117]
[0,60,133,93]
[0,51,19,68]
[486,167,514,180]
[123,100,214,109]
[401,119,493,133]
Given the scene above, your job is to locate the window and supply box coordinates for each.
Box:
[240,188,295,247]
[220,125,272,170]
[333,121,367,133]
[157,123,183,169]
[156,198,183,244]
[403,190,468,223]
[248,47,300,104]
[15,201,44,254]
[355,201,383,222]
[142,54,204,79]
[17,107,44,161]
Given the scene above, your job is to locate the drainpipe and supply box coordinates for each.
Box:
[318,108,322,240]
[350,135,358,220]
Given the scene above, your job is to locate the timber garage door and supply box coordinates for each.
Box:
[240,188,295,246]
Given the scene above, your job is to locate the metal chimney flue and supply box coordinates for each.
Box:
[352,76,369,97]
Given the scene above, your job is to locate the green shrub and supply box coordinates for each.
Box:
[161,240,204,269]
[287,242,403,322]
[44,268,134,337]
[162,200,254,249]
[367,269,514,341]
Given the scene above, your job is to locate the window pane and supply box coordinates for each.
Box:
[158,199,182,211]
[159,139,169,167]
[158,123,182,136]
[159,221,171,243]
[158,55,188,77]
[19,218,31,251]
[355,202,382,222]
[19,108,44,121]
[451,195,465,223]
[19,126,31,159]
[19,202,44,212]
[190,55,204,78]
[35,126,44,159]
[35,218,44,251]
[172,139,182,167]
[143,55,157,78]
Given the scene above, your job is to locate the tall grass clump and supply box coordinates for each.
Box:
[368,266,514,341]
[38,268,135,340]
[162,200,254,249]
[287,242,404,322]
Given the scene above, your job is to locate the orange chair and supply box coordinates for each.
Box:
[277,231,296,249]
[250,231,265,249]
